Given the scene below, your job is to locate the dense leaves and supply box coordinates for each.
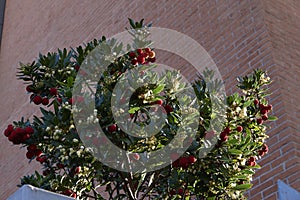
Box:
[3,19,276,199]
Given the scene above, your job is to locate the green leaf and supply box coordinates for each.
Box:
[152,84,165,95]
[228,149,243,155]
[233,183,253,190]
[128,18,135,28]
[243,100,252,108]
[241,169,255,175]
[268,116,278,121]
[128,107,140,114]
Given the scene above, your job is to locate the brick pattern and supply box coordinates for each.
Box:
[247,0,300,199]
[0,0,298,199]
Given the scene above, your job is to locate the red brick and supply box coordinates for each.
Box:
[0,0,299,199]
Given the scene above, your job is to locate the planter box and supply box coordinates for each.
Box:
[7,185,73,200]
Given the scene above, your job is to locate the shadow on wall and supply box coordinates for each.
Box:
[278,180,300,200]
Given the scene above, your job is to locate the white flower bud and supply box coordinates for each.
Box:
[69,124,75,130]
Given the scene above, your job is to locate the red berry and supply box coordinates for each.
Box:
[137,49,143,55]
[254,99,259,105]
[42,97,49,105]
[144,48,151,53]
[177,188,184,195]
[74,65,80,71]
[155,99,164,105]
[56,97,62,104]
[36,156,45,163]
[188,155,197,164]
[259,103,265,110]
[4,129,11,137]
[35,149,43,157]
[164,104,173,113]
[129,113,135,119]
[220,131,228,142]
[258,150,265,156]
[33,96,42,105]
[262,115,268,121]
[71,193,77,198]
[236,126,243,132]
[26,151,35,159]
[257,118,263,125]
[131,59,138,65]
[15,127,25,136]
[172,160,180,168]
[129,52,136,58]
[68,98,74,105]
[25,127,34,135]
[62,189,73,196]
[130,153,140,160]
[74,166,81,174]
[249,156,256,162]
[179,157,189,169]
[42,169,50,176]
[247,157,256,166]
[8,131,17,142]
[26,85,34,93]
[137,55,145,64]
[27,144,37,152]
[266,104,273,111]
[108,124,117,132]
[49,87,58,96]
[260,109,268,115]
[22,133,30,141]
[262,144,269,153]
[38,156,47,163]
[224,127,231,134]
[170,189,176,196]
[7,124,14,133]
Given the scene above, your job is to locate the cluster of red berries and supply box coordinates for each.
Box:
[3,124,34,144]
[247,156,256,167]
[254,99,272,125]
[129,48,156,65]
[258,143,269,156]
[25,144,47,163]
[27,86,59,106]
[220,125,243,142]
[172,155,197,169]
[219,127,231,142]
[61,189,77,198]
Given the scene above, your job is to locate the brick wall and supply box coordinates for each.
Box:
[0,0,298,199]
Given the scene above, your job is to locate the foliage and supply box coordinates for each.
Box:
[3,19,276,199]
